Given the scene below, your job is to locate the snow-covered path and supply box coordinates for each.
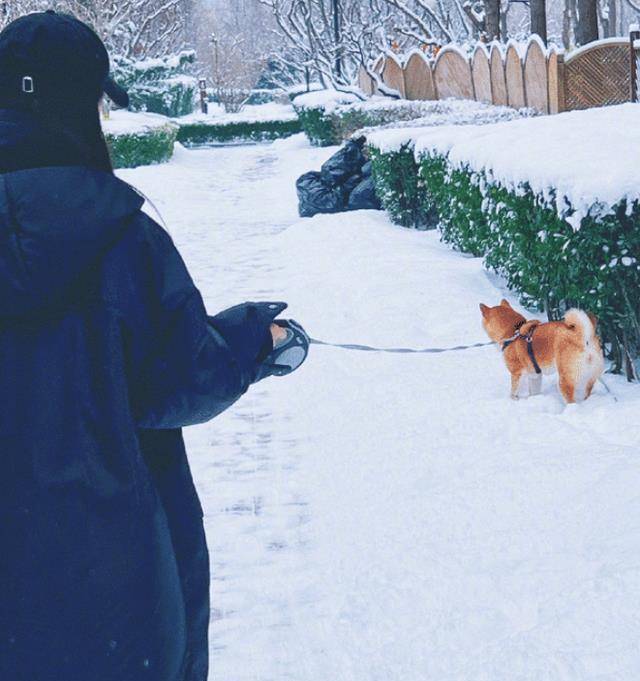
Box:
[121,136,640,681]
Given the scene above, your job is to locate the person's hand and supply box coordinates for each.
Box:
[270,323,288,347]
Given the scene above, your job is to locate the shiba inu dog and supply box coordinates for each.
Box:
[479,299,605,403]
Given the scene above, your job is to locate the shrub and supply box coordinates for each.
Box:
[112,52,197,118]
[105,123,178,169]
[368,145,435,229]
[176,119,301,146]
[295,107,341,146]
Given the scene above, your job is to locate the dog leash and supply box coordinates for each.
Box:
[309,337,495,354]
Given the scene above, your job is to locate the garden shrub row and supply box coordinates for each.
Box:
[105,122,178,169]
[176,118,301,146]
[294,98,434,147]
[370,144,640,378]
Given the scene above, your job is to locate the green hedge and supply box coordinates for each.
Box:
[292,107,338,146]
[176,119,301,146]
[370,146,640,378]
[106,123,178,169]
[369,146,434,229]
[294,100,429,147]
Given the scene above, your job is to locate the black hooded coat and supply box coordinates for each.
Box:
[0,109,283,681]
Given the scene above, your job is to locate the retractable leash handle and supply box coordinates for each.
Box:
[257,318,310,380]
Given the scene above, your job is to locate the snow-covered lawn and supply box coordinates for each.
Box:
[120,134,640,681]
[177,102,298,125]
[102,109,176,136]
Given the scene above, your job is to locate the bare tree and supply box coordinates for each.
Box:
[2,0,192,58]
[531,0,548,41]
[576,0,599,42]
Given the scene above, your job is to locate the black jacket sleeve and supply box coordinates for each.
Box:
[124,215,285,430]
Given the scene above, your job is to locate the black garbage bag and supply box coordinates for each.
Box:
[361,161,373,178]
[348,176,382,211]
[342,173,363,199]
[320,139,367,186]
[296,171,346,218]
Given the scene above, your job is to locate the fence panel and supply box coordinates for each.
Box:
[434,47,474,100]
[505,44,526,109]
[490,45,508,106]
[472,46,492,103]
[404,51,436,100]
[382,54,406,98]
[564,39,630,110]
[524,37,549,113]
[358,66,375,96]
[547,49,566,113]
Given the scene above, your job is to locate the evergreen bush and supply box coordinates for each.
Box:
[112,52,197,118]
[105,123,178,169]
[176,119,301,146]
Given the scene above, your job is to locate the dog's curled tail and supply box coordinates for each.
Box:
[564,308,596,345]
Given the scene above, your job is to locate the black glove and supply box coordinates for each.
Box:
[256,319,310,381]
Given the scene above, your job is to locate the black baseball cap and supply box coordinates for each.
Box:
[0,10,129,109]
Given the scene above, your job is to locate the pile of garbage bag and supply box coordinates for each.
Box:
[296,137,382,218]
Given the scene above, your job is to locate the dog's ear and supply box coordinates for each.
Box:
[500,299,512,308]
[587,312,598,329]
[479,303,489,317]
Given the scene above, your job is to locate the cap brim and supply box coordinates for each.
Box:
[104,77,129,108]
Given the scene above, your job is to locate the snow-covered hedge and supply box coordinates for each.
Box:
[103,111,178,169]
[368,101,530,228]
[368,104,640,377]
[293,92,530,147]
[112,51,197,118]
[175,104,301,146]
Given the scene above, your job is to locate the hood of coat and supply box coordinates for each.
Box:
[0,165,144,318]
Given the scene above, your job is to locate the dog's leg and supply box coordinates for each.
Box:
[585,377,597,400]
[528,373,542,396]
[558,376,575,404]
[510,372,523,400]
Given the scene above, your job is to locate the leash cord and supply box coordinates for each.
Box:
[309,338,495,354]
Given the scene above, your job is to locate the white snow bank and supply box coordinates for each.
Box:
[365,99,531,150]
[370,103,640,225]
[102,110,176,136]
[177,102,298,126]
[293,89,360,112]
[411,103,640,225]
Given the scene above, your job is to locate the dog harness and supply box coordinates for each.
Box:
[501,320,542,374]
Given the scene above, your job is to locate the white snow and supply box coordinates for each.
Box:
[119,133,640,681]
[293,88,361,112]
[364,99,531,148]
[177,102,298,126]
[102,109,176,136]
[370,103,640,225]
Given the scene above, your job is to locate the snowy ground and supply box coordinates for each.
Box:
[120,135,640,681]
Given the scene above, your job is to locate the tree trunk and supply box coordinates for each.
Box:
[531,0,548,42]
[484,0,501,40]
[608,0,617,37]
[576,0,599,44]
[562,0,572,47]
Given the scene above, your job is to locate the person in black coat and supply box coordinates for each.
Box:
[0,11,309,681]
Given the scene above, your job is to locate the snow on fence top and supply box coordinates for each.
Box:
[374,103,640,227]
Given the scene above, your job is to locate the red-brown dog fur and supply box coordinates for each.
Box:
[479,299,604,403]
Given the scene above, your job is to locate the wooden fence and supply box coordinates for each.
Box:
[360,33,640,114]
